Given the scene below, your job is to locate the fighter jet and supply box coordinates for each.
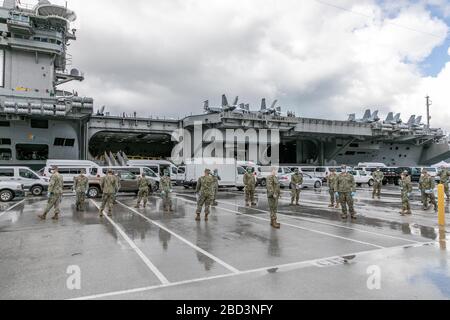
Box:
[204,95,239,114]
[259,99,279,115]
[348,109,380,123]
[232,103,251,114]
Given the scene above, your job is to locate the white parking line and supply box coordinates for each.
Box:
[0,199,26,218]
[116,200,240,274]
[70,240,434,300]
[173,194,385,249]
[214,197,422,244]
[90,200,170,285]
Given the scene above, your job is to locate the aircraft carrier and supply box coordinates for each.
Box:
[0,0,449,170]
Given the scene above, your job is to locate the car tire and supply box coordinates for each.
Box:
[260,179,267,187]
[314,181,322,189]
[0,189,14,202]
[368,179,374,187]
[87,186,100,199]
[237,187,244,191]
[30,185,44,196]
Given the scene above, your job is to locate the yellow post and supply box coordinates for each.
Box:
[438,184,446,226]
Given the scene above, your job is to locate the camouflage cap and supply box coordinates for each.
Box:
[330,168,336,172]
[107,169,114,173]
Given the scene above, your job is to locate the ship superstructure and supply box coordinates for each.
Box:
[0,0,92,169]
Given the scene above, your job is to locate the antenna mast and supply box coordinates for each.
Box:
[426,96,432,129]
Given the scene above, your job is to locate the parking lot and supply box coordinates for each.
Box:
[1,184,450,300]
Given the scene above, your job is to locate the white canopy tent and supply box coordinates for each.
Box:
[431,161,450,168]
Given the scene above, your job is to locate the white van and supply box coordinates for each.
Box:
[43,160,100,187]
[183,158,238,189]
[127,160,177,181]
[176,166,186,186]
[0,167,49,196]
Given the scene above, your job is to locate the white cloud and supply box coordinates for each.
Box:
[57,0,450,129]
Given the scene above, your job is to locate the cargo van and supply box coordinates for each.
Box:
[183,158,237,189]
[0,167,49,196]
[43,160,100,187]
[127,160,177,181]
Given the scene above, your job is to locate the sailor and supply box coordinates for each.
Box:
[438,166,450,201]
[135,173,149,209]
[399,171,412,216]
[74,169,89,211]
[99,169,119,217]
[113,171,121,204]
[266,167,281,229]
[336,165,357,220]
[372,167,384,199]
[421,169,437,212]
[243,167,257,207]
[195,169,215,221]
[160,170,173,212]
[327,168,339,208]
[38,166,64,220]
[211,169,220,207]
[418,171,428,207]
[290,168,303,206]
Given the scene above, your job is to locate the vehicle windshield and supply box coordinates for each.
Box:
[19,169,39,180]
[143,168,157,178]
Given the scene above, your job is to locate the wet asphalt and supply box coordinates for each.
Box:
[0,185,450,300]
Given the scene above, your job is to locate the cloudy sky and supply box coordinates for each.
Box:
[57,0,450,129]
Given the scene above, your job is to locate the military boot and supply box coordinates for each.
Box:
[195,213,201,221]
[341,214,348,219]
[335,203,340,209]
[245,202,250,207]
[99,210,104,217]
[270,219,281,229]
[251,202,257,206]
[295,202,300,206]
[52,214,59,220]
[328,203,334,208]
[351,214,357,220]
[406,210,412,215]
[38,213,47,220]
[135,204,140,209]
[107,211,112,217]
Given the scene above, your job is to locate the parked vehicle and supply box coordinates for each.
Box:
[0,181,25,202]
[176,166,186,186]
[127,160,177,181]
[257,166,292,187]
[183,158,238,189]
[87,166,160,198]
[350,170,374,187]
[235,166,248,191]
[300,173,323,189]
[0,167,49,196]
[355,166,399,185]
[42,160,100,187]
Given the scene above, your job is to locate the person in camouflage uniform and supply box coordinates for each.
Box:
[39,166,64,220]
[336,165,357,220]
[160,170,173,212]
[327,169,339,208]
[113,172,121,204]
[243,167,257,207]
[74,169,89,211]
[266,168,281,229]
[135,173,150,209]
[438,166,450,201]
[372,167,384,199]
[290,169,303,206]
[211,169,220,207]
[196,169,215,221]
[421,169,437,211]
[418,172,428,207]
[398,170,412,216]
[99,169,119,217]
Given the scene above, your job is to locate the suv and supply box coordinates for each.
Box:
[0,181,25,202]
[87,169,156,199]
[0,167,49,196]
[350,170,374,187]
